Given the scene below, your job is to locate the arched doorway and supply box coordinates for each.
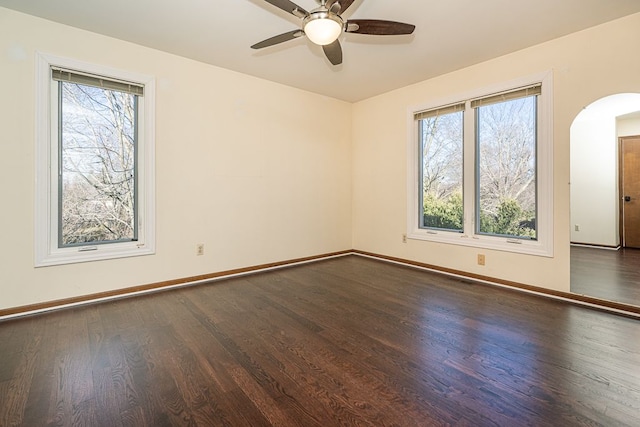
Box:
[570,93,640,305]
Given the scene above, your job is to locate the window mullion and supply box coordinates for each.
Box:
[462,101,476,237]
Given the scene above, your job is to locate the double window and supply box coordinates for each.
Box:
[36,54,155,266]
[408,74,553,256]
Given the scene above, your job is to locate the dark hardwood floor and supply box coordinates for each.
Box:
[571,245,640,306]
[2,255,640,426]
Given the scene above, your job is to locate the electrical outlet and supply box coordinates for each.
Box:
[196,243,204,256]
[575,224,580,232]
[402,234,407,243]
[477,254,486,266]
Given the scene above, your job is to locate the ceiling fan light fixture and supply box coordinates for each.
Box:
[303,13,343,45]
[252,0,415,66]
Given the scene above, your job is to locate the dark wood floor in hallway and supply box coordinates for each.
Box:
[571,245,640,306]
[2,255,640,426]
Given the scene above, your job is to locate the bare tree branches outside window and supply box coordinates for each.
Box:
[420,111,463,231]
[419,95,537,239]
[59,82,137,246]
[477,96,537,238]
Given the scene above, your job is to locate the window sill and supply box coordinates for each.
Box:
[407,229,553,257]
[35,243,155,267]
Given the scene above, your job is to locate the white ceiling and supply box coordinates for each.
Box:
[2,0,640,102]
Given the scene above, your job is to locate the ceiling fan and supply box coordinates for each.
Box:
[251,0,416,65]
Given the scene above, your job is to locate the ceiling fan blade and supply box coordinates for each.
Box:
[251,30,304,49]
[322,40,343,65]
[327,0,356,14]
[262,0,308,18]
[346,19,415,35]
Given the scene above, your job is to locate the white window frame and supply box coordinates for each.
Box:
[407,71,554,257]
[35,52,156,267]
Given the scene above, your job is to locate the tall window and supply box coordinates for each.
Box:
[409,74,553,256]
[36,54,155,266]
[55,69,141,246]
[417,104,464,232]
[474,87,539,239]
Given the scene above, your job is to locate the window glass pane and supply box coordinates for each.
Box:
[419,110,464,232]
[476,95,537,239]
[59,81,138,246]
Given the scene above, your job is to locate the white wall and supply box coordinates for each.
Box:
[570,95,640,246]
[352,13,640,292]
[0,8,352,311]
[618,115,640,137]
[3,7,640,310]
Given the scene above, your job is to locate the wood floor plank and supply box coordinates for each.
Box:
[20,314,64,427]
[171,305,299,425]
[179,295,326,426]
[0,339,40,427]
[216,302,388,425]
[2,255,640,426]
